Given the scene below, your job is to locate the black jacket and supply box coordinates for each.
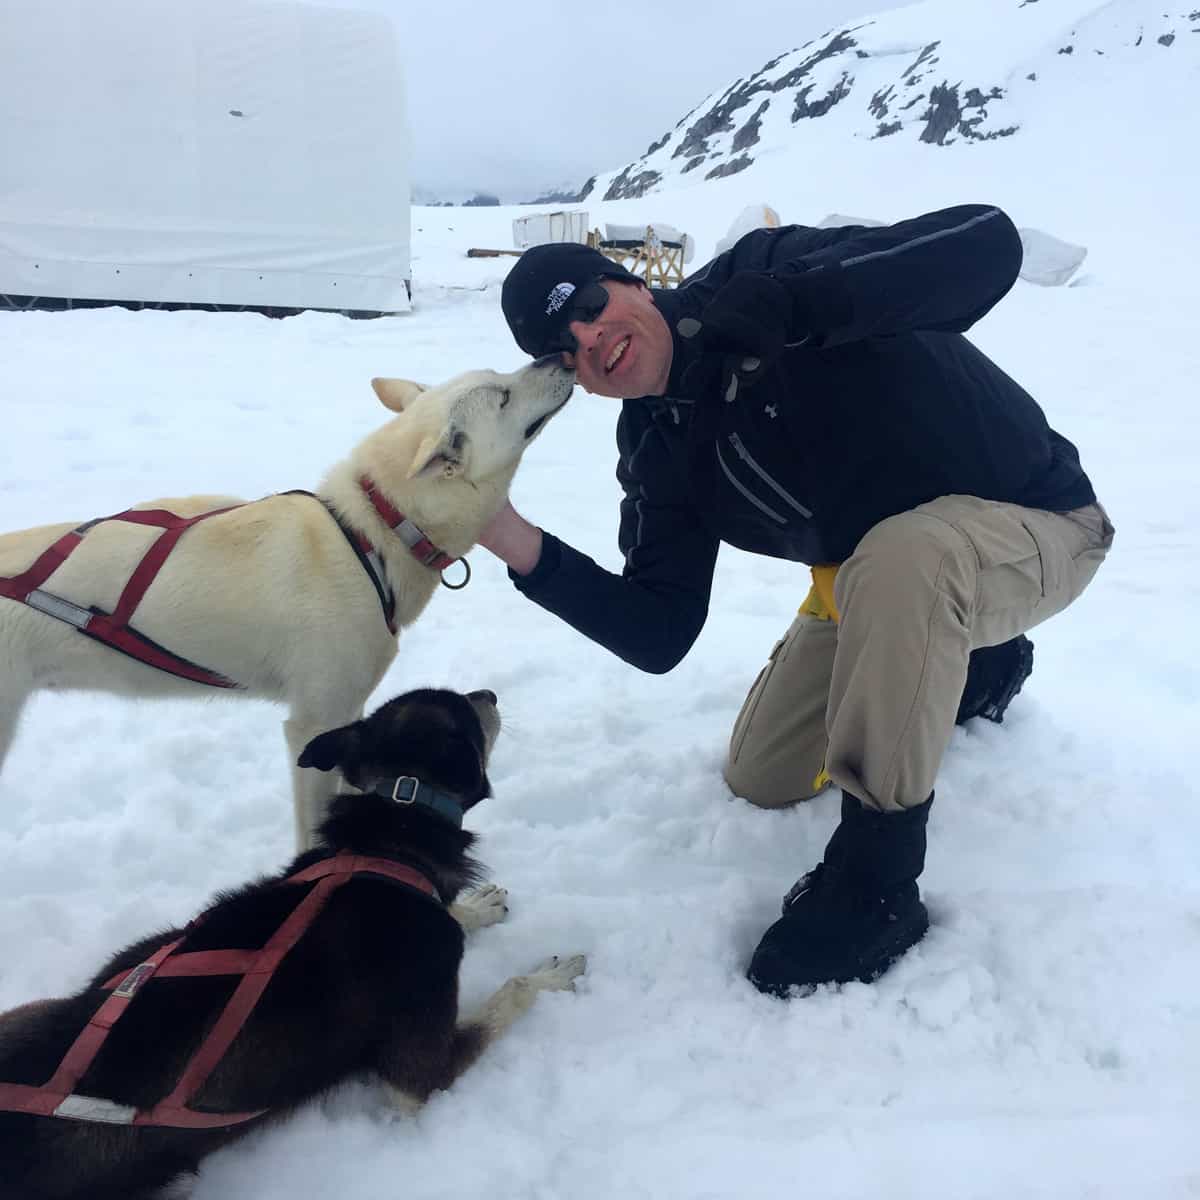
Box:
[512,205,1096,673]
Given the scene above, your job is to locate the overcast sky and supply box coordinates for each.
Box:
[324,0,904,201]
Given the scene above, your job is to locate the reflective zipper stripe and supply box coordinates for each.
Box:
[715,443,786,525]
[629,496,646,569]
[838,208,1003,270]
[727,434,813,517]
[623,425,656,569]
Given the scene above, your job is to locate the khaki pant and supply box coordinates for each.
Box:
[724,496,1114,812]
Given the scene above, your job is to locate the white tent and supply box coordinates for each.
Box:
[0,0,410,315]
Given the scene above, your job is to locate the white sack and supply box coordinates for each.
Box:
[815,213,886,229]
[1017,227,1089,286]
[714,204,783,255]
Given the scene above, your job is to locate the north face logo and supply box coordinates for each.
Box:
[544,282,576,316]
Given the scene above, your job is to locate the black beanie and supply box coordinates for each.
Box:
[501,242,639,357]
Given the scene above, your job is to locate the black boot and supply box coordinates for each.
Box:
[956,635,1034,725]
[747,793,932,996]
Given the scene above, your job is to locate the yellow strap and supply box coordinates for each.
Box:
[797,563,841,623]
[798,562,841,792]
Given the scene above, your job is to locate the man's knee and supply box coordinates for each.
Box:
[724,615,836,809]
[723,750,831,809]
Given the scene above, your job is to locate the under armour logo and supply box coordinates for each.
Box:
[764,403,778,419]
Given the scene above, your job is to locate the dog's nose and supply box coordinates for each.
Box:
[470,689,498,707]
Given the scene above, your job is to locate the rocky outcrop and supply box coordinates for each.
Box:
[919,84,1015,144]
[570,0,1196,200]
[602,166,663,202]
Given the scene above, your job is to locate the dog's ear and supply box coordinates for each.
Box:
[407,426,466,480]
[297,724,362,772]
[371,377,427,414]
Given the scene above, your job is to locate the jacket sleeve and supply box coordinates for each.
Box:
[685,205,1024,348]
[510,402,720,674]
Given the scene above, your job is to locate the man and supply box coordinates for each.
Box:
[482,206,1114,996]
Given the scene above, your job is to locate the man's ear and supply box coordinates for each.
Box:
[407,426,466,480]
[371,377,427,414]
[297,724,362,771]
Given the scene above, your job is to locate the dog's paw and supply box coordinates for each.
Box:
[526,953,587,992]
[450,884,509,932]
[475,954,588,1035]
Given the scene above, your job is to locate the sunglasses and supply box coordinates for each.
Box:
[540,279,612,357]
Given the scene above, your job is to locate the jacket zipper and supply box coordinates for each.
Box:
[715,441,787,525]
[726,433,813,518]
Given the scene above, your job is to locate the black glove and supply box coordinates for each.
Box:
[677,272,808,402]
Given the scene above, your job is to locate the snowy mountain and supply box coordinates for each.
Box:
[583,0,1199,201]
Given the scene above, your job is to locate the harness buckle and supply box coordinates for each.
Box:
[390,776,420,805]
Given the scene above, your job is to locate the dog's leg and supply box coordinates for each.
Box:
[0,679,31,779]
[382,1087,425,1118]
[283,712,361,850]
[382,954,586,1113]
[157,1172,199,1200]
[446,954,587,1078]
[449,884,509,933]
[470,954,587,1042]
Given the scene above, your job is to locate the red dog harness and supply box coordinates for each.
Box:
[0,479,464,687]
[0,853,439,1128]
[0,504,246,687]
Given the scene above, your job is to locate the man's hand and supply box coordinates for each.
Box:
[478,501,543,576]
[677,272,807,402]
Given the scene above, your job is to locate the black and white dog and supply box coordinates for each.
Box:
[0,688,585,1200]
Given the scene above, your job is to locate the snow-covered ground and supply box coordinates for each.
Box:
[3,16,1199,1196]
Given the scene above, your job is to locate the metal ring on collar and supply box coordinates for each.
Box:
[440,557,471,590]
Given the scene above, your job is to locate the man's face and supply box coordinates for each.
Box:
[562,279,673,399]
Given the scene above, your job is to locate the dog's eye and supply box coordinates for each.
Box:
[499,390,510,410]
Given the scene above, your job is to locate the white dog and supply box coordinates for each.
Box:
[0,359,573,846]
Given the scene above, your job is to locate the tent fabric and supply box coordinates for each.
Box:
[0,0,410,314]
